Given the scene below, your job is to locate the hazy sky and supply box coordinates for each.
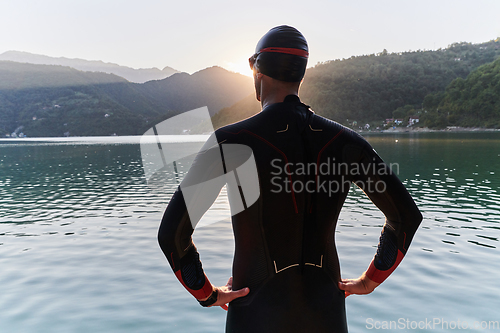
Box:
[1,0,499,76]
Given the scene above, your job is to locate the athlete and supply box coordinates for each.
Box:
[158,26,422,332]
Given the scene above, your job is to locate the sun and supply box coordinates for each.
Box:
[223,59,253,77]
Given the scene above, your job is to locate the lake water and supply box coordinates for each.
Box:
[1,132,499,332]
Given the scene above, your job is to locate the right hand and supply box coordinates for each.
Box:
[338,272,380,298]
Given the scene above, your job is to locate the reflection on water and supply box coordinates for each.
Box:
[337,132,500,332]
[365,132,500,252]
[0,145,150,224]
[1,132,499,332]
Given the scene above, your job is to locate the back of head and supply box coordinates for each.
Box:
[250,25,308,82]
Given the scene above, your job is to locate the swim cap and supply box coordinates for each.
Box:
[249,25,308,82]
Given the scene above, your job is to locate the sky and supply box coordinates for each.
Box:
[1,0,500,76]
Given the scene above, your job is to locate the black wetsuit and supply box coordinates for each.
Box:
[158,95,422,333]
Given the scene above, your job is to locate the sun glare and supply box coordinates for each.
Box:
[224,60,253,77]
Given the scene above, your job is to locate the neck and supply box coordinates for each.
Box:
[258,76,300,109]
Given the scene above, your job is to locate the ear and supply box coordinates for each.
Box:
[255,72,264,80]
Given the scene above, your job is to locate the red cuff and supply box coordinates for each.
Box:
[174,270,213,300]
[366,250,404,284]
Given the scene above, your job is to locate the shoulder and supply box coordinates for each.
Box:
[214,116,256,141]
[310,113,369,147]
[214,103,283,140]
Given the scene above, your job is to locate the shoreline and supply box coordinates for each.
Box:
[358,126,500,134]
[2,127,500,141]
[0,134,210,144]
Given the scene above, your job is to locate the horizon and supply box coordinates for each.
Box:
[1,0,499,77]
[2,36,499,79]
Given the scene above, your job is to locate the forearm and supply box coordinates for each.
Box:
[365,227,405,284]
[366,189,422,282]
[354,147,423,284]
[360,195,422,284]
[158,189,214,300]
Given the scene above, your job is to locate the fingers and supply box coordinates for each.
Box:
[338,279,352,290]
[214,286,250,310]
[339,278,355,286]
[233,287,250,298]
[338,281,349,292]
[338,281,351,298]
[338,281,344,290]
[338,275,380,296]
[339,278,363,294]
[209,278,250,310]
[223,287,250,303]
[226,277,233,290]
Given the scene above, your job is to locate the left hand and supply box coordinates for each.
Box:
[203,277,250,310]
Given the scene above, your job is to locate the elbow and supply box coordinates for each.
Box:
[411,207,423,228]
[157,229,164,249]
[415,206,423,224]
[398,205,423,230]
[157,223,171,254]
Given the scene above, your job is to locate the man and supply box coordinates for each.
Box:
[158,25,422,332]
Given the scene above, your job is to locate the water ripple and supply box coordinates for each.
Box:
[1,133,500,332]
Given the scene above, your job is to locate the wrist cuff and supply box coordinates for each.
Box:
[174,271,213,299]
[198,289,218,307]
[366,249,404,283]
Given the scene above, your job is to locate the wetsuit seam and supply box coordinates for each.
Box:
[314,129,344,189]
[219,128,298,214]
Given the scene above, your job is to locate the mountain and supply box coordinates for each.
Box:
[0,51,180,83]
[4,37,500,138]
[139,66,255,116]
[421,57,500,128]
[0,61,127,90]
[299,39,500,125]
[0,62,253,137]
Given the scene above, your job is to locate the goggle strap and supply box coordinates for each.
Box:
[258,47,309,58]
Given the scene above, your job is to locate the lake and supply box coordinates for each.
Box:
[1,132,499,332]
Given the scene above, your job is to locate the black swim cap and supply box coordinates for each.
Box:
[249,25,308,82]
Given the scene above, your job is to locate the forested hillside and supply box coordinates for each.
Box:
[206,39,500,131]
[0,62,253,137]
[300,39,500,125]
[422,57,500,128]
